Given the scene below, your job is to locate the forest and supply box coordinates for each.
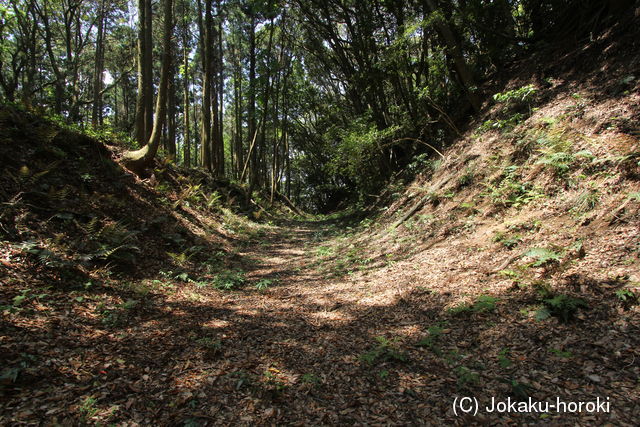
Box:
[1,0,639,424]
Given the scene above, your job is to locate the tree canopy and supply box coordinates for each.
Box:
[0,0,634,211]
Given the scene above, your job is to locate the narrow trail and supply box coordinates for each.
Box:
[187,219,464,424]
[4,218,638,424]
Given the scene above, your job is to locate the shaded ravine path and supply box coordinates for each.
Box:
[199,218,449,424]
[179,218,640,425]
[4,219,638,425]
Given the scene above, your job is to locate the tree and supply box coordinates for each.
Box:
[133,0,153,145]
[122,0,173,174]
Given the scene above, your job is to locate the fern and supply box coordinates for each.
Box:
[536,152,574,175]
[540,294,588,323]
[524,247,562,266]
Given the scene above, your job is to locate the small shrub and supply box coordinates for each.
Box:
[500,378,534,400]
[255,278,275,291]
[549,348,573,358]
[455,366,479,388]
[497,348,512,368]
[457,168,475,188]
[482,166,544,208]
[212,270,246,290]
[524,247,563,267]
[196,337,223,352]
[615,288,639,310]
[573,188,600,213]
[301,373,321,385]
[450,295,499,315]
[78,396,99,420]
[535,294,587,323]
[360,336,408,365]
[493,84,537,106]
[416,324,445,353]
[262,368,288,396]
[493,231,523,249]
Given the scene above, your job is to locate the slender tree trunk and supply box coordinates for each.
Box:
[233,49,243,181]
[167,63,177,160]
[247,11,257,190]
[193,100,199,166]
[91,0,106,127]
[143,0,153,139]
[123,0,173,174]
[197,0,212,170]
[208,1,221,174]
[217,15,224,177]
[183,31,191,167]
[134,0,152,145]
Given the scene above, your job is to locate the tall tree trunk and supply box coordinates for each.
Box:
[233,44,243,181]
[167,61,177,160]
[208,1,221,174]
[257,17,276,190]
[246,11,257,190]
[91,0,106,127]
[183,28,191,167]
[143,0,153,139]
[197,0,212,171]
[217,14,224,177]
[123,0,173,174]
[134,0,153,145]
[193,100,199,166]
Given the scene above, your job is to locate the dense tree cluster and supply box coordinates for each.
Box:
[0,0,634,211]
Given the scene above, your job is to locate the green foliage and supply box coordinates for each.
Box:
[0,288,48,313]
[334,118,394,177]
[524,247,563,267]
[497,348,512,368]
[454,366,480,388]
[78,219,140,265]
[535,294,587,323]
[500,378,534,400]
[255,278,275,291]
[262,368,288,396]
[615,288,639,309]
[549,348,573,358]
[450,295,498,315]
[212,270,246,290]
[196,337,223,352]
[301,373,321,385]
[78,396,99,420]
[536,151,575,175]
[572,188,600,213]
[493,231,522,249]
[492,84,537,105]
[407,154,442,176]
[482,166,544,208]
[360,336,408,365]
[535,132,594,178]
[481,85,538,132]
[15,241,68,268]
[480,113,526,132]
[315,246,334,257]
[457,168,475,188]
[96,299,138,327]
[416,324,445,353]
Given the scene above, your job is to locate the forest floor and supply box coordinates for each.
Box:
[2,28,640,424]
[3,208,639,425]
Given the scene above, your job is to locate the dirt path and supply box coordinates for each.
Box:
[3,219,639,425]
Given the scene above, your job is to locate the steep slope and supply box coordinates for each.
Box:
[281,25,640,424]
